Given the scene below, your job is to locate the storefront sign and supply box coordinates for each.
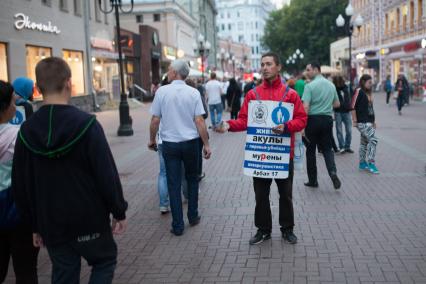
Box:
[403,42,420,52]
[365,51,377,57]
[14,13,60,34]
[380,48,390,55]
[151,49,161,59]
[243,100,294,179]
[91,37,114,51]
[163,46,177,60]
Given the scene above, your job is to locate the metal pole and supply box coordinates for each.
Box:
[349,34,352,92]
[114,1,133,136]
[83,0,98,112]
[201,52,205,83]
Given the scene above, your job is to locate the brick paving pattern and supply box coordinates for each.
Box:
[6,94,426,283]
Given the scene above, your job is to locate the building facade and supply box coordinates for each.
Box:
[0,0,117,111]
[352,0,426,94]
[120,0,217,76]
[217,38,252,79]
[215,0,275,71]
[330,37,350,74]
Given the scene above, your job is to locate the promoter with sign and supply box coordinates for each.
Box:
[216,52,307,245]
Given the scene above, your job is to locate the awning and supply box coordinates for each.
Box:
[188,68,202,77]
[91,49,121,60]
[320,65,340,74]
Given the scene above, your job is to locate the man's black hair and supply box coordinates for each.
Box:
[261,52,281,65]
[308,62,321,73]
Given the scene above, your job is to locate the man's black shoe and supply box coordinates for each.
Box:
[345,148,354,153]
[304,182,318,188]
[331,175,341,190]
[282,230,298,244]
[249,231,271,245]
[189,216,201,226]
[170,229,183,236]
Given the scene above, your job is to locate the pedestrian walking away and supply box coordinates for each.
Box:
[0,80,39,284]
[226,78,242,119]
[11,57,128,284]
[216,52,307,245]
[302,62,342,190]
[205,72,223,129]
[394,74,409,115]
[384,75,392,105]
[148,59,211,236]
[351,74,379,174]
[333,75,353,154]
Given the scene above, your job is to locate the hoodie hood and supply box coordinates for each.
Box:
[19,105,96,159]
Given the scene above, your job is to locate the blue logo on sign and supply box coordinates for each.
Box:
[271,102,290,125]
[9,111,24,125]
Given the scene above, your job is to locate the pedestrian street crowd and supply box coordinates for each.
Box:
[0,52,421,283]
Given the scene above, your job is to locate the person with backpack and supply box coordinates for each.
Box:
[333,76,353,154]
[0,80,39,284]
[226,78,242,119]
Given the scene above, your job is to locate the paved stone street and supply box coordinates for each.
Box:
[6,94,426,284]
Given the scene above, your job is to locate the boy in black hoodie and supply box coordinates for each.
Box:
[12,57,128,284]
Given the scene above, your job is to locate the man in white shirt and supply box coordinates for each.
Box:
[148,60,211,236]
[205,72,223,129]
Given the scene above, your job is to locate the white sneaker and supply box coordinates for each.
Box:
[160,206,169,214]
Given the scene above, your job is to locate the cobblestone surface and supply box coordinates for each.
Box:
[6,94,426,283]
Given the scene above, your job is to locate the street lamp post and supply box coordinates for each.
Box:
[98,0,134,136]
[229,55,236,78]
[286,49,304,73]
[336,2,364,92]
[193,34,211,83]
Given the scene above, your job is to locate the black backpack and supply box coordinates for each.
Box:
[338,87,352,111]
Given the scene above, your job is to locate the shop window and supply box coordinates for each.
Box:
[42,0,51,7]
[62,50,85,96]
[104,1,109,24]
[385,13,389,34]
[73,0,82,16]
[154,13,161,22]
[26,45,52,99]
[403,5,408,31]
[95,0,101,22]
[396,8,400,32]
[60,0,68,12]
[0,43,8,82]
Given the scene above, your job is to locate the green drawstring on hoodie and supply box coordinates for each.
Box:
[19,106,96,158]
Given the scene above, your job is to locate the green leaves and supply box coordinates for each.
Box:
[262,0,346,72]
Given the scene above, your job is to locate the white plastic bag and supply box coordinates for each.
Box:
[293,132,305,171]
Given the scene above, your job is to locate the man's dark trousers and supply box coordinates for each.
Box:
[253,160,294,234]
[162,138,200,233]
[305,115,337,183]
[0,225,39,283]
[46,232,117,284]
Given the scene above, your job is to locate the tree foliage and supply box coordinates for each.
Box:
[262,0,347,73]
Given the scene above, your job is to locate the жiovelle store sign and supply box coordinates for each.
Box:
[14,13,61,34]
